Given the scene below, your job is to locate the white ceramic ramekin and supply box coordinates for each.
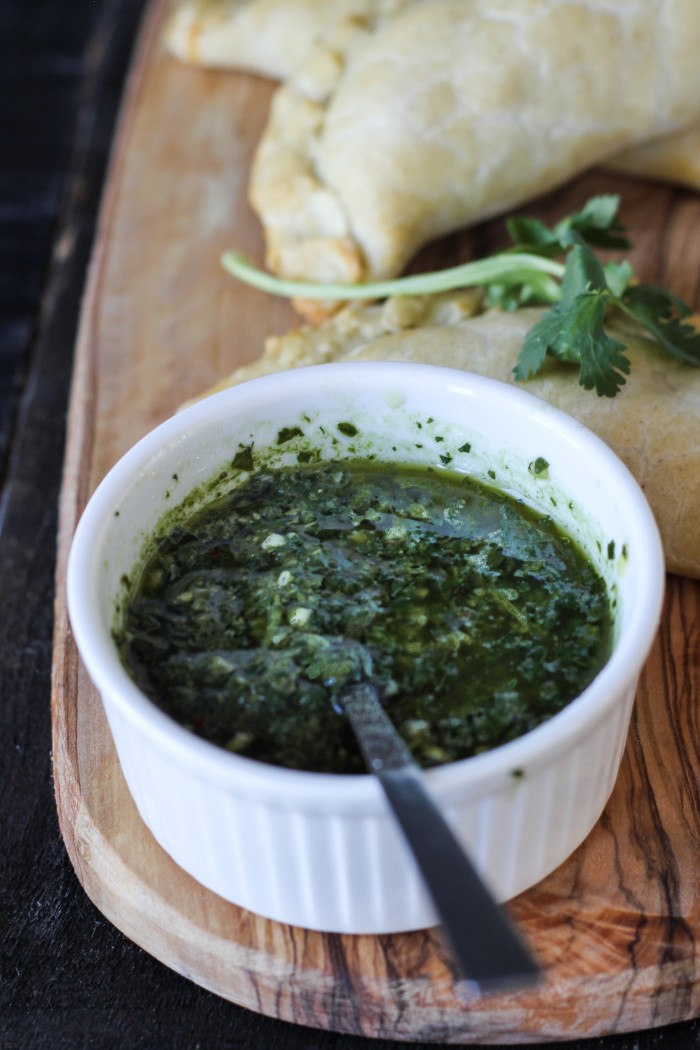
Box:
[67,363,665,934]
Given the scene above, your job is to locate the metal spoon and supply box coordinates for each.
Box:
[338,681,542,996]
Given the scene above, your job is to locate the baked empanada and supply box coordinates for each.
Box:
[165,0,700,193]
[250,0,700,302]
[186,292,700,580]
[163,0,408,78]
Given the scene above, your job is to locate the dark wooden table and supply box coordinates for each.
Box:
[2,2,699,1047]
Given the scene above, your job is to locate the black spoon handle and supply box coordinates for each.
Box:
[341,682,542,995]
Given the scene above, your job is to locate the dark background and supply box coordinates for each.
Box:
[1,2,699,1047]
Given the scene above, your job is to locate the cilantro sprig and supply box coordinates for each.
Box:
[221,195,700,397]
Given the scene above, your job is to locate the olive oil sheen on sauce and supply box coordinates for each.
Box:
[117,461,612,775]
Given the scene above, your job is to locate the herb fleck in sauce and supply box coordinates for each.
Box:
[117,462,611,774]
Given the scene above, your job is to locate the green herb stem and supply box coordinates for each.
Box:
[221,250,565,302]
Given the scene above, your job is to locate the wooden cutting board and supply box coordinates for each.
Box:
[51,0,700,1041]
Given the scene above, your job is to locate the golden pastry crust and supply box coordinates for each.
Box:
[163,0,339,77]
[186,294,700,580]
[610,127,700,189]
[163,0,408,78]
[165,0,700,195]
[250,0,700,305]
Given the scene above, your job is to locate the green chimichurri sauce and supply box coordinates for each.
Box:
[116,461,612,774]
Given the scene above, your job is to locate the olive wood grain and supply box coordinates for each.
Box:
[52,0,700,1041]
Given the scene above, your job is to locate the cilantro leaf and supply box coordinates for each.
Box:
[516,293,630,397]
[513,310,562,381]
[619,284,700,366]
[506,194,629,255]
[602,260,634,298]
[485,270,562,311]
[558,243,609,301]
[569,298,631,396]
[505,215,561,253]
[514,245,631,397]
[557,194,630,250]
